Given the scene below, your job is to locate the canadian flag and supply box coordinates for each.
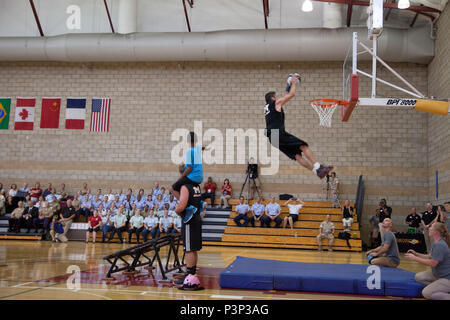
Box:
[14,98,35,130]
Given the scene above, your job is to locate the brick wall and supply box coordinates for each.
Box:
[428,4,450,204]
[0,57,433,243]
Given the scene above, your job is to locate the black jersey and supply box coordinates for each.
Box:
[181,183,202,218]
[265,100,285,130]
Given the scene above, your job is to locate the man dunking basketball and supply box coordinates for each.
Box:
[264,74,334,179]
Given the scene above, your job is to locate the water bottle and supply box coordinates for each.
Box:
[294,232,298,238]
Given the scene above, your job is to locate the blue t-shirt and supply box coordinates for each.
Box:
[185,146,203,183]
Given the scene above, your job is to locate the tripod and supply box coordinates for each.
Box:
[239,171,258,202]
[324,175,331,200]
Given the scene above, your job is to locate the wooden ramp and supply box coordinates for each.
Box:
[203,199,362,252]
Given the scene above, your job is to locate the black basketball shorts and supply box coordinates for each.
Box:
[266,129,309,160]
[182,216,202,252]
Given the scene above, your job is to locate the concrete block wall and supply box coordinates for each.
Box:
[0,45,442,244]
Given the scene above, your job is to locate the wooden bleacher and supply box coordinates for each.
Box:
[204,199,362,252]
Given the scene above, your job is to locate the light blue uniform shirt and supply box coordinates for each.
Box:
[159,216,172,229]
[114,214,127,227]
[153,188,162,196]
[130,215,144,228]
[155,200,166,211]
[81,199,92,208]
[266,202,281,216]
[251,203,265,216]
[236,203,250,215]
[168,200,178,211]
[92,199,102,210]
[116,194,127,202]
[185,145,203,183]
[144,216,159,228]
[144,200,155,210]
[172,216,182,229]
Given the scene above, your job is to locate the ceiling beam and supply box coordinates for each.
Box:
[384,0,396,21]
[346,0,353,27]
[313,0,441,14]
[182,0,192,32]
[263,0,269,29]
[103,0,115,33]
[29,0,44,37]
[410,12,419,27]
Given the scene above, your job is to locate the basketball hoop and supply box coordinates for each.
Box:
[310,99,347,127]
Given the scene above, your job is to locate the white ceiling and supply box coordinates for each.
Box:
[0,0,447,37]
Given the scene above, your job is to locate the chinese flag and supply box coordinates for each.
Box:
[40,98,61,129]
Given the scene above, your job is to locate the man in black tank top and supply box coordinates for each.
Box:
[173,183,203,290]
[264,75,334,179]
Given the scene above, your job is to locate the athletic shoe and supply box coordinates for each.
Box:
[178,274,204,291]
[316,165,334,179]
[183,205,197,224]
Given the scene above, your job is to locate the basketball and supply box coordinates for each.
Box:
[286,73,301,86]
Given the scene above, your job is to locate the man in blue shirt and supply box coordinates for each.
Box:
[249,196,266,228]
[233,196,250,227]
[264,197,282,228]
[170,132,204,200]
[170,132,206,222]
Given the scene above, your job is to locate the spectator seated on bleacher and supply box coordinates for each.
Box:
[50,215,67,243]
[29,182,42,203]
[202,177,217,208]
[8,201,24,233]
[159,209,173,235]
[22,200,38,233]
[317,214,335,252]
[160,187,170,203]
[168,194,178,211]
[8,184,18,198]
[92,195,102,211]
[5,196,16,214]
[49,196,61,215]
[128,209,144,244]
[283,197,305,229]
[59,183,68,200]
[108,208,127,243]
[233,196,250,227]
[142,209,160,241]
[80,195,93,218]
[154,194,166,217]
[101,210,114,243]
[168,215,182,234]
[80,183,88,196]
[263,197,282,228]
[86,210,102,243]
[42,183,52,199]
[33,201,52,233]
[0,190,5,215]
[142,204,150,218]
[249,196,265,228]
[219,179,232,209]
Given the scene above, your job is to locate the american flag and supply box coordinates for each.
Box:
[90,98,111,132]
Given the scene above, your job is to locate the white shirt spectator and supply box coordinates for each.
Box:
[288,204,303,215]
[144,216,159,228]
[8,189,17,197]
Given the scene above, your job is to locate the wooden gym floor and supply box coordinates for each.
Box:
[0,240,428,300]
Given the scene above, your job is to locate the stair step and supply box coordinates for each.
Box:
[202,217,228,223]
[201,225,226,230]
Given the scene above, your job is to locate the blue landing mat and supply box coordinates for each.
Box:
[219,256,425,298]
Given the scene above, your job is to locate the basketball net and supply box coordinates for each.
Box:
[310,99,346,127]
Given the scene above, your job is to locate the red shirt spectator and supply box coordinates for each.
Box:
[222,184,232,196]
[30,185,42,200]
[204,181,217,194]
[88,215,102,228]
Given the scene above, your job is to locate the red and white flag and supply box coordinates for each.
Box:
[14,98,35,130]
[90,98,111,132]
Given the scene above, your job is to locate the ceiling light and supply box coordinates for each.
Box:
[302,0,313,12]
[398,0,410,9]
